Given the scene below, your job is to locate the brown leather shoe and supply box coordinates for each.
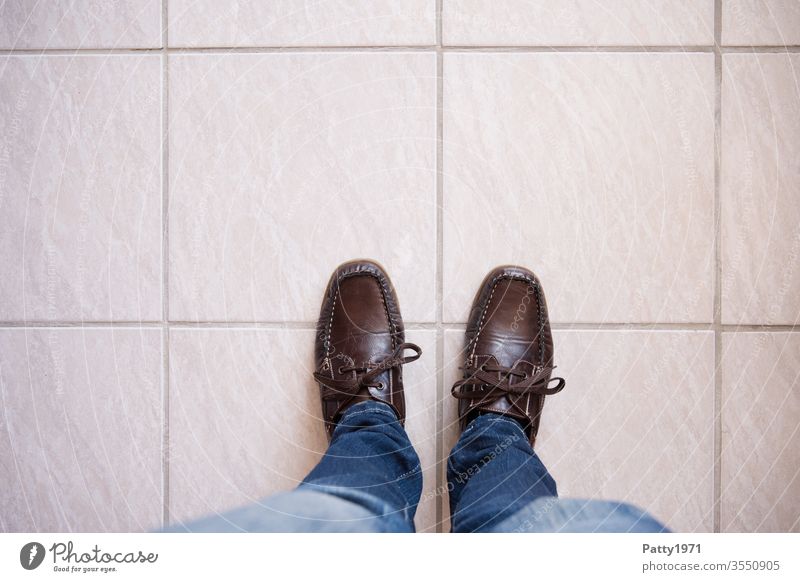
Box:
[452,266,565,446]
[313,260,421,440]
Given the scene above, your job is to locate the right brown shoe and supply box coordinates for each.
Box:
[313,260,421,440]
[451,266,565,446]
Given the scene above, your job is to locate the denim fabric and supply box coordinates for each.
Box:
[490,497,670,533]
[165,407,667,533]
[298,400,422,530]
[166,400,421,533]
[447,413,558,532]
[165,489,390,532]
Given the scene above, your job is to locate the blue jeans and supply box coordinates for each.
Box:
[169,401,668,533]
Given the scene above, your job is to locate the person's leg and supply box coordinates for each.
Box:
[447,267,667,533]
[164,261,425,533]
[165,491,386,533]
[167,400,421,533]
[489,498,669,533]
[448,413,556,532]
[448,266,566,532]
[298,400,422,528]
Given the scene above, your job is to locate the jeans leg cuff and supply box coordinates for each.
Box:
[338,400,399,423]
[464,412,526,437]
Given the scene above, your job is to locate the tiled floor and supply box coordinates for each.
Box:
[1,1,798,533]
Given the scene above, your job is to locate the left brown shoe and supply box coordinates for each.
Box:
[451,265,566,446]
[313,260,421,440]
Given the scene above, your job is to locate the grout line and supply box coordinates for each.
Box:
[717,325,800,332]
[0,48,164,55]
[551,322,715,331]
[434,0,445,535]
[168,45,438,53]
[444,45,716,53]
[161,0,170,529]
[2,45,799,57]
[0,46,434,55]
[168,322,322,330]
[721,46,800,53]
[161,325,169,529]
[0,321,166,328]
[713,0,723,534]
[161,3,170,348]
[1,321,798,331]
[0,321,797,332]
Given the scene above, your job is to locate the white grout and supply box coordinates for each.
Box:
[0,321,797,331]
[1,46,798,56]
[434,0,445,534]
[713,0,723,534]
[160,0,170,530]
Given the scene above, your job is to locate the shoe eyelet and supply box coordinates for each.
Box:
[337,366,346,374]
[376,382,385,390]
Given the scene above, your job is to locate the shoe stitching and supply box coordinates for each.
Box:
[469,284,498,360]
[324,285,340,360]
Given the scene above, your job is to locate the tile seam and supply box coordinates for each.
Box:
[2,46,800,56]
[713,0,723,534]
[161,0,170,530]
[2,322,799,331]
[434,0,445,534]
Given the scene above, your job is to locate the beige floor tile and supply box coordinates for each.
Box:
[2,0,797,540]
[721,54,800,325]
[168,329,438,532]
[0,0,162,49]
[0,328,162,532]
[443,329,715,532]
[0,56,162,322]
[721,332,800,532]
[722,0,800,45]
[443,0,714,46]
[168,53,436,323]
[168,0,435,47]
[443,53,715,324]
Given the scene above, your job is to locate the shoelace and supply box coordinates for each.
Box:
[314,342,422,401]
[451,362,565,416]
